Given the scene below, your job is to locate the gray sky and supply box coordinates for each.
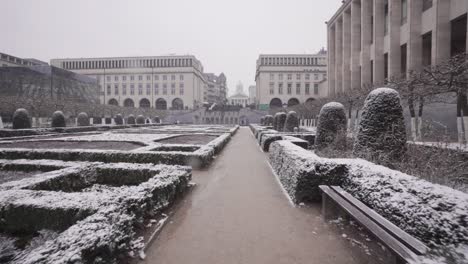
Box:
[1,0,341,95]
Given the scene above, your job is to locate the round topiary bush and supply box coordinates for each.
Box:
[274,112,287,131]
[12,108,31,129]
[315,102,347,150]
[136,115,145,124]
[77,112,89,126]
[284,111,299,132]
[265,115,274,126]
[353,88,407,162]
[114,114,123,125]
[154,116,160,124]
[127,115,136,125]
[51,111,66,128]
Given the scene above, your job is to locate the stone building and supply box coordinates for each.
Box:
[51,55,216,110]
[255,50,328,110]
[327,0,468,95]
[1,52,48,67]
[203,73,227,104]
[248,85,256,105]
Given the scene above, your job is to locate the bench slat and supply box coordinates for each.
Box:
[319,185,419,263]
[330,186,428,255]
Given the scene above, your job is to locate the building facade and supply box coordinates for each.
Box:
[50,55,210,110]
[255,50,328,110]
[248,85,256,105]
[327,0,468,96]
[203,73,227,104]
[1,52,48,67]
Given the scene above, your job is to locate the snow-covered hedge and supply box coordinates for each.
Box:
[260,134,309,152]
[269,140,468,247]
[51,111,66,128]
[12,108,31,129]
[315,102,347,150]
[284,111,299,132]
[274,112,287,131]
[269,141,347,203]
[0,161,191,263]
[77,112,89,127]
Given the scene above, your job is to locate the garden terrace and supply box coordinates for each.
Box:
[0,126,239,168]
[0,159,191,263]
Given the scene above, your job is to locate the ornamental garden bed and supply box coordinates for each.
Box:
[0,159,191,263]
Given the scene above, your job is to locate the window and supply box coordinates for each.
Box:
[451,14,467,56]
[269,83,274,94]
[146,84,151,95]
[163,84,167,95]
[422,0,433,12]
[278,83,283,94]
[171,83,176,95]
[296,83,301,94]
[179,83,184,95]
[180,75,184,80]
[130,76,134,81]
[305,83,310,95]
[314,74,319,80]
[138,84,143,95]
[422,32,432,66]
[138,75,143,81]
[279,74,283,80]
[163,75,167,81]
[130,84,135,95]
[305,74,310,80]
[371,15,374,43]
[314,84,319,95]
[270,73,274,80]
[154,84,159,95]
[384,53,389,80]
[287,83,292,94]
[171,75,176,81]
[370,60,374,84]
[155,75,159,81]
[114,76,119,82]
[107,84,111,95]
[106,76,111,82]
[114,84,119,95]
[147,75,151,81]
[122,76,127,81]
[401,0,408,25]
[401,44,407,75]
[296,74,301,80]
[287,74,292,80]
[384,3,389,36]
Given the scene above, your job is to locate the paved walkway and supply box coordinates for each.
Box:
[142,127,371,264]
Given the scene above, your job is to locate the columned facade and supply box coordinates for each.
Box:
[327,0,468,91]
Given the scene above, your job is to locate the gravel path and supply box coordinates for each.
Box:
[141,127,378,264]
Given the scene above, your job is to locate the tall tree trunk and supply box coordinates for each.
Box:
[416,96,424,141]
[348,101,353,134]
[456,91,468,144]
[408,88,417,141]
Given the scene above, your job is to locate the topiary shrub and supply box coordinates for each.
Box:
[12,108,32,129]
[114,114,123,125]
[51,111,66,128]
[136,115,145,124]
[260,117,265,125]
[315,102,347,150]
[127,115,136,125]
[275,112,287,131]
[353,88,407,162]
[284,111,299,132]
[77,112,90,126]
[264,115,274,126]
[154,116,160,124]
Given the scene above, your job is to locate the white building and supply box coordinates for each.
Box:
[327,0,468,95]
[228,82,249,107]
[50,55,209,110]
[255,50,328,110]
[248,85,256,105]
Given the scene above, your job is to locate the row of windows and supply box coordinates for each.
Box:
[62,58,194,70]
[269,83,319,95]
[261,57,325,66]
[269,73,326,81]
[104,83,184,96]
[99,74,184,82]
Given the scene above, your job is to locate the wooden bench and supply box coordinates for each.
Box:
[319,185,429,264]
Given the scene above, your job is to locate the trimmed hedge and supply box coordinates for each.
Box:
[51,111,66,128]
[77,112,90,126]
[12,108,31,129]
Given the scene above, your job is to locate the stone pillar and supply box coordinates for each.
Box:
[373,0,385,84]
[335,17,343,94]
[90,117,94,125]
[75,118,78,126]
[350,0,362,90]
[388,0,402,78]
[0,116,4,129]
[101,117,105,125]
[111,118,115,125]
[343,10,352,93]
[328,25,336,97]
[408,0,423,72]
[361,0,372,86]
[433,0,451,65]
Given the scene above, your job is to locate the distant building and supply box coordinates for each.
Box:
[255,50,328,110]
[203,73,227,104]
[51,55,210,110]
[1,52,48,67]
[327,0,468,96]
[248,85,256,105]
[228,82,249,107]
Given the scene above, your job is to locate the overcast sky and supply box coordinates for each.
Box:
[1,0,342,95]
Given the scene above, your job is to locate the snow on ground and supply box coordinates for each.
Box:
[41,132,177,145]
[412,141,468,152]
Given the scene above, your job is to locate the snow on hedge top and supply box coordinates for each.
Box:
[52,132,176,145]
[369,87,400,96]
[320,102,345,112]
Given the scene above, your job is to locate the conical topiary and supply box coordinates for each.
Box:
[114,114,123,125]
[136,115,145,124]
[154,116,160,124]
[51,111,66,128]
[12,108,32,129]
[284,111,299,132]
[275,112,287,131]
[77,112,90,126]
[315,102,347,150]
[127,114,136,125]
[353,88,407,162]
[264,115,274,126]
